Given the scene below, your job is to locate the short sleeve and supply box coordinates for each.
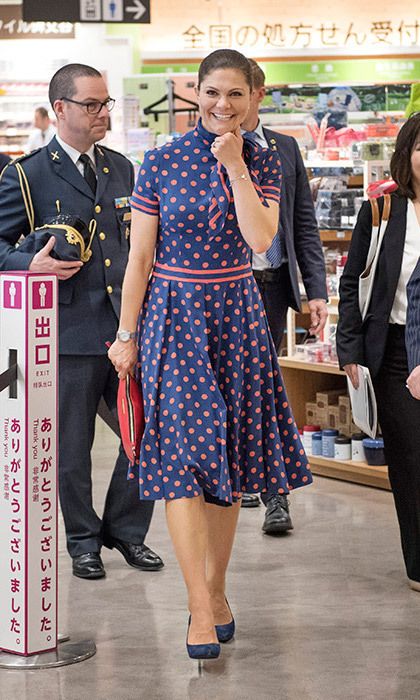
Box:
[260,150,282,204]
[130,149,160,216]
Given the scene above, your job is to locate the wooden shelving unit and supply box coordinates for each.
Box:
[320,229,352,243]
[279,356,391,491]
[278,157,393,491]
[308,454,389,490]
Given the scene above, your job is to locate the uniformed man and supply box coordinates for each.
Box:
[0,63,163,579]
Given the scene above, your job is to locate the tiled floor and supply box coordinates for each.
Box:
[1,420,420,700]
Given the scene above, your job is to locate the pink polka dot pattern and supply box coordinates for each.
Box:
[129,119,312,505]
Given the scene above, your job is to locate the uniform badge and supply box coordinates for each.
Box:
[50,151,60,161]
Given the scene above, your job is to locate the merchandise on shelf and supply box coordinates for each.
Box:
[305,391,357,437]
[315,187,364,229]
[0,80,49,157]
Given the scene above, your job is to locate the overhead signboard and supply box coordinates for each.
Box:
[22,0,150,24]
[0,5,74,39]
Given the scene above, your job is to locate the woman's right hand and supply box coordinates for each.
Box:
[108,339,137,379]
[343,363,359,389]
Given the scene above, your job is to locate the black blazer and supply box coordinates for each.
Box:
[336,193,408,377]
[0,137,134,355]
[262,127,327,309]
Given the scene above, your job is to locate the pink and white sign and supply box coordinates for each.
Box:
[0,273,58,656]
[3,280,22,309]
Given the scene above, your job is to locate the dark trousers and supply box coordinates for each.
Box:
[254,265,290,352]
[373,325,420,582]
[254,266,290,506]
[59,355,154,557]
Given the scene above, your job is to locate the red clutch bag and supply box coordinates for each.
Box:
[117,375,145,466]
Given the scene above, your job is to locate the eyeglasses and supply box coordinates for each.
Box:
[60,96,116,115]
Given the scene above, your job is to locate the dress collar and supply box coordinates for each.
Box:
[194,118,218,146]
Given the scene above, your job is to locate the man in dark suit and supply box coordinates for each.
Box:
[241,60,328,533]
[0,64,163,579]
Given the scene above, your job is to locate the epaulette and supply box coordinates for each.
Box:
[9,148,43,164]
[96,144,127,159]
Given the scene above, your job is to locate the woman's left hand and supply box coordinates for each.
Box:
[108,338,137,379]
[210,128,244,170]
[406,365,420,400]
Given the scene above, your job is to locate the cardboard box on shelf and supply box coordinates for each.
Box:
[338,419,352,437]
[316,389,344,410]
[328,406,340,431]
[305,402,318,425]
[316,389,344,426]
[338,396,351,427]
[339,395,351,411]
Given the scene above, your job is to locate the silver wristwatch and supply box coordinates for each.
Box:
[116,330,136,342]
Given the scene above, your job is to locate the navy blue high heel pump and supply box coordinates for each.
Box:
[215,599,235,643]
[186,616,220,660]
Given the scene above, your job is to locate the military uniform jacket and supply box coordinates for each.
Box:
[0,136,134,355]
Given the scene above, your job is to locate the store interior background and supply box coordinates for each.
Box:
[1,0,420,486]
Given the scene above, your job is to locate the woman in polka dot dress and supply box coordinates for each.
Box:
[109,49,312,659]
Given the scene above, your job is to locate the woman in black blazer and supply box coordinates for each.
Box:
[337,114,420,590]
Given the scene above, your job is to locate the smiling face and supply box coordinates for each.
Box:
[54,75,110,151]
[196,68,251,136]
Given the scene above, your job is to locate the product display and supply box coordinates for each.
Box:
[315,187,364,229]
[334,435,351,460]
[0,80,49,157]
[302,424,321,454]
[351,433,366,462]
[311,431,323,456]
[362,437,386,466]
[322,429,339,458]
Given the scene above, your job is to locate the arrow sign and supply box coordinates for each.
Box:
[125,0,146,20]
[22,0,150,23]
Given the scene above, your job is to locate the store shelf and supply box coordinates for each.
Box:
[280,356,344,376]
[308,454,390,491]
[320,229,352,242]
[304,159,359,168]
[281,322,390,491]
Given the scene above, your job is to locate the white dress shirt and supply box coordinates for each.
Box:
[55,135,96,177]
[243,121,276,271]
[390,199,420,325]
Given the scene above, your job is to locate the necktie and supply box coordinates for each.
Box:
[266,230,283,268]
[79,153,97,194]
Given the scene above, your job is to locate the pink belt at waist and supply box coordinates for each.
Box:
[152,262,253,284]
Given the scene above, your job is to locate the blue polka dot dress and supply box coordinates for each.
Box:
[130,119,312,505]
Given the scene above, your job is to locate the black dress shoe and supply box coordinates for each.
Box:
[241,493,261,508]
[262,494,294,535]
[72,552,105,580]
[103,536,164,571]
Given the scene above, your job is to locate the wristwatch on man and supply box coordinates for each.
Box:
[116,330,136,342]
